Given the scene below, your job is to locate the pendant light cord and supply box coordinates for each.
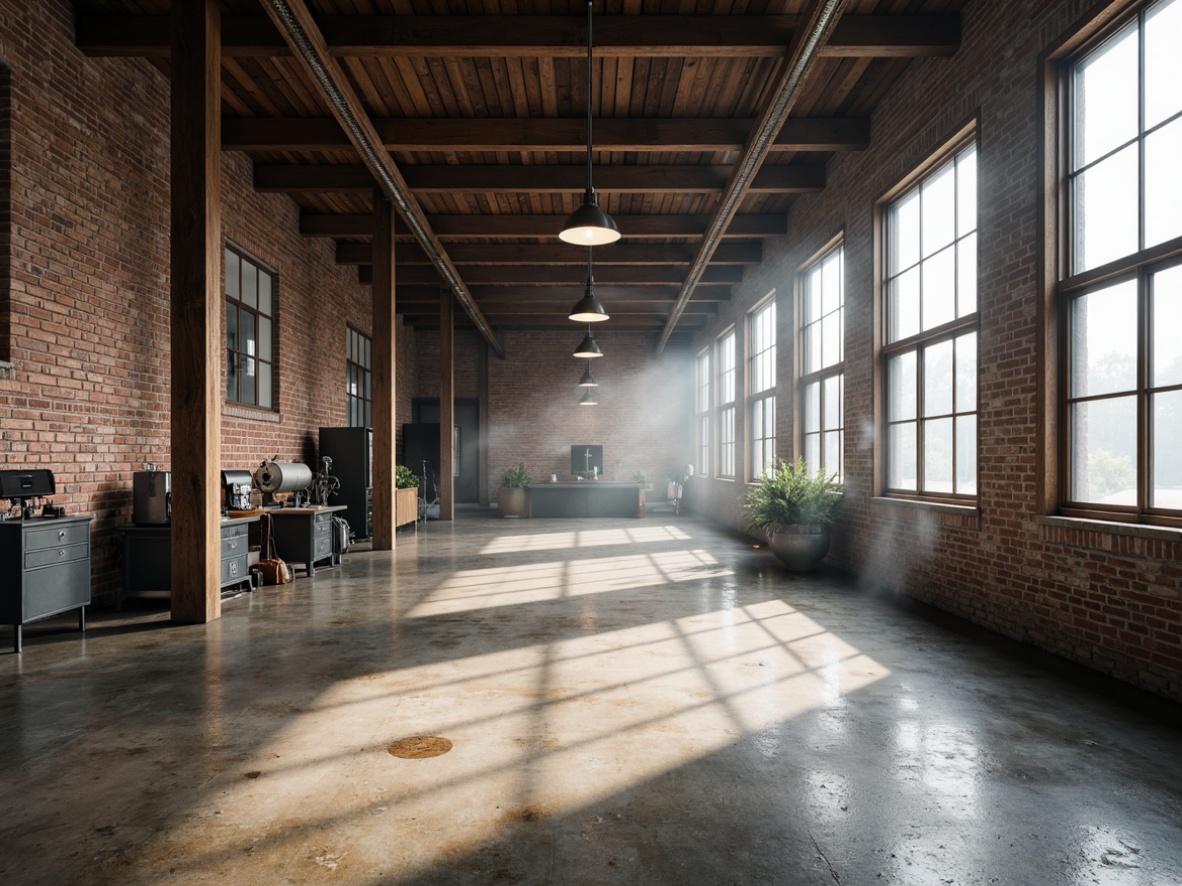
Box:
[586,245,593,284]
[585,0,594,192]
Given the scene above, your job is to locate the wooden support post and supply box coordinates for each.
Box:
[439,289,455,521]
[169,0,222,624]
[371,191,397,549]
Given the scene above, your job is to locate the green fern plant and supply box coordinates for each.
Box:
[743,458,842,533]
[499,463,532,488]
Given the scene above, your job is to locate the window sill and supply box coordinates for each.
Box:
[0,360,13,381]
[223,403,281,423]
[871,496,980,529]
[1037,514,1182,558]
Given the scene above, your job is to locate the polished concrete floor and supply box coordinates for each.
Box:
[3,509,1182,885]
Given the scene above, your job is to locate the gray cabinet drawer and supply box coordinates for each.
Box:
[25,542,89,570]
[24,523,89,552]
[220,553,249,586]
[220,527,248,558]
[23,558,91,621]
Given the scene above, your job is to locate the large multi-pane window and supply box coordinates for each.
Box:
[800,245,844,481]
[225,247,276,409]
[1060,0,1182,520]
[882,135,978,498]
[717,330,737,478]
[748,299,777,479]
[346,327,372,428]
[695,349,711,477]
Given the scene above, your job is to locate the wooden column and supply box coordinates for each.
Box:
[169,0,222,624]
[371,191,397,549]
[439,289,455,521]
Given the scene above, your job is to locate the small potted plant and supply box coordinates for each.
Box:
[631,470,652,490]
[497,463,532,517]
[395,465,420,527]
[742,458,842,571]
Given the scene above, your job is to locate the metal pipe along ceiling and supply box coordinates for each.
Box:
[257,0,504,359]
[656,0,850,354]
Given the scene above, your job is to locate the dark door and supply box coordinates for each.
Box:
[410,398,481,503]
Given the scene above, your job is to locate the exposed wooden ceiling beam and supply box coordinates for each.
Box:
[223,117,870,153]
[255,163,826,195]
[302,213,786,239]
[398,314,709,331]
[255,0,502,357]
[77,15,960,59]
[391,265,744,286]
[397,301,718,315]
[659,0,849,353]
[390,284,730,303]
[333,241,761,266]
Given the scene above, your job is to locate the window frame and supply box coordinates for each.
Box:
[798,239,846,482]
[346,325,372,429]
[695,348,712,478]
[747,295,777,481]
[1051,0,1182,526]
[717,328,737,480]
[224,243,277,410]
[877,124,980,503]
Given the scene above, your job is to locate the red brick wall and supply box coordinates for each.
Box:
[688,0,1182,700]
[0,1,386,600]
[409,327,694,501]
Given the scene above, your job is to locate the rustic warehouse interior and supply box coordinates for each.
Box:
[2,0,1182,882]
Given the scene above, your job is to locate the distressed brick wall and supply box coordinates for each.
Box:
[688,0,1182,700]
[482,329,694,502]
[0,1,387,601]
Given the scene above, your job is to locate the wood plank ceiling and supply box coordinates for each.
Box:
[75,0,966,349]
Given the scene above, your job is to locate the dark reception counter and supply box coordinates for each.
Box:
[525,482,646,518]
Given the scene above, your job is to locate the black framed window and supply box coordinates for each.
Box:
[881,135,978,499]
[225,246,275,409]
[1059,0,1182,521]
[346,326,372,428]
[695,349,711,477]
[748,298,776,479]
[717,330,736,479]
[800,244,845,481]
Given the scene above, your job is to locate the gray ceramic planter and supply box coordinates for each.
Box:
[767,525,831,572]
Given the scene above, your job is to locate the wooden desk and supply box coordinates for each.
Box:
[525,482,645,518]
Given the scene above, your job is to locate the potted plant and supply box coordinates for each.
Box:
[395,465,420,527]
[497,463,532,517]
[631,470,652,489]
[742,458,842,571]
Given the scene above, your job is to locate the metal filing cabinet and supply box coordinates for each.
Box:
[266,506,346,577]
[114,516,259,608]
[0,516,91,652]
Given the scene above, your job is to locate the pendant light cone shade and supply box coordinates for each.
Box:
[578,361,598,387]
[573,329,604,359]
[580,388,598,406]
[569,248,610,322]
[559,1,620,246]
[560,191,620,246]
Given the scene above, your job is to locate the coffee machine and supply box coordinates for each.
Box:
[132,469,171,525]
[221,470,253,511]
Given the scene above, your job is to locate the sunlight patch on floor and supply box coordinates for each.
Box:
[404,548,732,617]
[155,599,889,880]
[480,524,692,555]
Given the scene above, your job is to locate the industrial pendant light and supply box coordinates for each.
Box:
[559,1,620,246]
[573,325,604,359]
[578,360,598,387]
[580,388,598,406]
[569,247,609,322]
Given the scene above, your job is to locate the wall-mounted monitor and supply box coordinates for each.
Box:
[570,445,603,478]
